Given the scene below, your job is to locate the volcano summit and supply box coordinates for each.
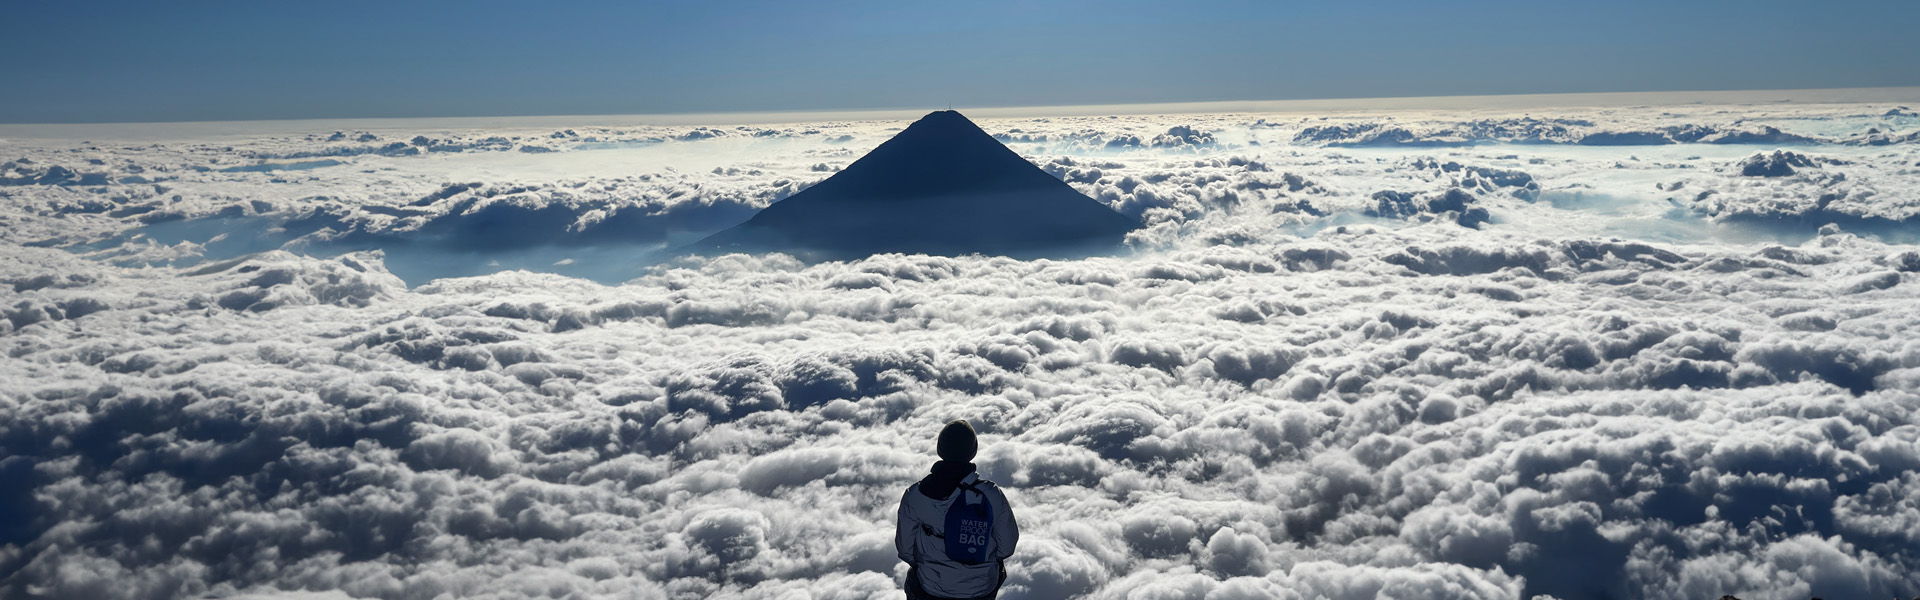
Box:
[687,110,1139,260]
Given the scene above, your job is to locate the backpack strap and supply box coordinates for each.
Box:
[954,477,993,495]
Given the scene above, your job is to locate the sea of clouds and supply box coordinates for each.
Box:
[3,101,1920,600]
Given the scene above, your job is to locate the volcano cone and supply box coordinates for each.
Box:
[687,110,1139,260]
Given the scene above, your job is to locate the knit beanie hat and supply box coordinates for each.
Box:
[937,420,977,462]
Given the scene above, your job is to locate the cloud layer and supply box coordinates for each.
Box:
[3,102,1920,599]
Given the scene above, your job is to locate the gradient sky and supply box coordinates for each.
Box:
[4,0,1917,123]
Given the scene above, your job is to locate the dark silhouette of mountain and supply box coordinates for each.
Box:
[685,110,1138,260]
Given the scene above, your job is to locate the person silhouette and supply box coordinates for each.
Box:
[896,420,1019,600]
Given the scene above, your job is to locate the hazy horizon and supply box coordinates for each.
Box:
[5,85,1918,135]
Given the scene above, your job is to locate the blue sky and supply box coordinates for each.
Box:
[3,0,1917,123]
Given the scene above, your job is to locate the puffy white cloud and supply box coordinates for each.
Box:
[3,101,1920,600]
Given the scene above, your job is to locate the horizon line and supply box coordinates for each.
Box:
[4,86,1918,140]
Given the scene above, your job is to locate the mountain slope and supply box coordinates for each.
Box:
[686,110,1138,260]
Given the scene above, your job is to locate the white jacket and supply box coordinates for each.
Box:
[896,472,1019,598]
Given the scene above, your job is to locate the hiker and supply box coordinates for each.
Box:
[896,420,1019,600]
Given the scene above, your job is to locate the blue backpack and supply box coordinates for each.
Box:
[924,479,995,564]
